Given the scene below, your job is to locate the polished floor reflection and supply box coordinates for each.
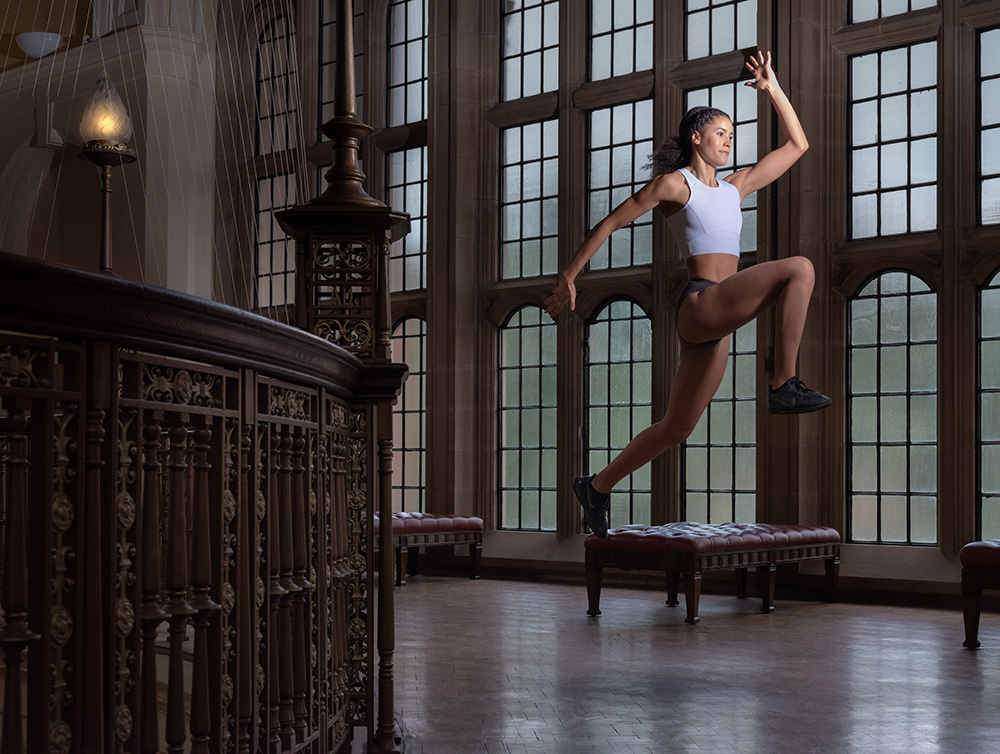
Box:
[379,576,1000,754]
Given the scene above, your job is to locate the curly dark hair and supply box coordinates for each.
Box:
[648,106,731,176]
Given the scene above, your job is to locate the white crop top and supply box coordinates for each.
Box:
[666,167,743,259]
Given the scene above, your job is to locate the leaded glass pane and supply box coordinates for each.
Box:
[501,121,559,279]
[590,0,654,81]
[848,272,937,544]
[503,0,560,100]
[391,318,427,512]
[499,306,558,531]
[981,270,1000,538]
[850,0,938,24]
[685,0,757,61]
[254,174,297,309]
[849,41,938,239]
[587,101,654,269]
[585,300,652,528]
[388,0,427,125]
[387,146,428,291]
[982,29,1000,226]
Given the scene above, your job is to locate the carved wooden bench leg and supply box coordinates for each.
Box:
[468,542,481,580]
[684,569,701,624]
[825,555,840,603]
[407,546,419,578]
[586,556,603,616]
[395,546,406,586]
[735,567,748,599]
[665,569,679,607]
[963,568,983,649]
[758,563,776,614]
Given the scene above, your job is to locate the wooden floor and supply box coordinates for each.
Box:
[369,574,1000,754]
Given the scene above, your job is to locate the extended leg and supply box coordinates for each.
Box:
[593,337,731,493]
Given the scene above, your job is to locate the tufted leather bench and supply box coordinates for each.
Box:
[960,539,1000,648]
[374,512,483,585]
[585,522,841,623]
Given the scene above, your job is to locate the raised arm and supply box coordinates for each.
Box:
[544,172,685,318]
[726,51,809,201]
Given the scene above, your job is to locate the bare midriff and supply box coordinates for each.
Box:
[685,253,740,284]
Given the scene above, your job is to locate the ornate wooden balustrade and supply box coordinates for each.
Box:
[0,252,397,753]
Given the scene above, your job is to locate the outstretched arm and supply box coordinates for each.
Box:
[726,51,809,200]
[544,173,685,318]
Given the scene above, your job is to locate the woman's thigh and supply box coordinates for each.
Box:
[661,335,732,436]
[677,257,810,343]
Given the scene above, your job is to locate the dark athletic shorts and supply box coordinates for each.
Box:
[677,278,717,311]
[676,278,719,341]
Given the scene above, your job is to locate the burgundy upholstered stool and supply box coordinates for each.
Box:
[960,539,1000,648]
[585,522,840,624]
[374,512,483,585]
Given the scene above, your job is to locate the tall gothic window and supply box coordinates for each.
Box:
[387,146,428,291]
[685,0,757,61]
[980,270,1000,538]
[587,100,654,269]
[585,299,653,528]
[388,0,428,126]
[589,0,653,81]
[254,15,299,309]
[499,306,558,530]
[392,318,427,512]
[981,27,1000,226]
[500,120,559,279]
[848,272,937,545]
[502,0,559,101]
[849,41,938,239]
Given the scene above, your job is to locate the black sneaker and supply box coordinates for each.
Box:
[573,476,610,538]
[768,376,832,415]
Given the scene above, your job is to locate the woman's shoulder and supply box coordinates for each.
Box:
[649,169,689,197]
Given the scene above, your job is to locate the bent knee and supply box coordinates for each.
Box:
[650,419,698,447]
[786,255,815,281]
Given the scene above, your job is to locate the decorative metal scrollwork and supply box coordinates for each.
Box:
[313,320,374,352]
[314,239,373,270]
[50,606,73,647]
[143,364,220,407]
[48,722,72,754]
[269,387,311,420]
[0,343,48,388]
[116,598,135,636]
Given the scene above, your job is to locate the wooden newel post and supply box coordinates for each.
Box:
[275,0,410,750]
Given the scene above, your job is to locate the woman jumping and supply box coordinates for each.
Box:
[544,51,830,538]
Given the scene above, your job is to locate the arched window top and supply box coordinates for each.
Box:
[985,267,1000,289]
[855,269,932,298]
[588,296,651,324]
